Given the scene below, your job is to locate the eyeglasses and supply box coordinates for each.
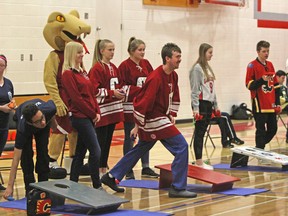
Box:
[28,114,45,126]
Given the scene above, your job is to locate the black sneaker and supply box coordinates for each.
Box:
[125,170,135,180]
[101,173,125,193]
[141,167,160,178]
[168,186,197,198]
[231,137,244,145]
[223,141,234,148]
[0,184,6,191]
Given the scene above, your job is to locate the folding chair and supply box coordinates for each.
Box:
[190,118,220,149]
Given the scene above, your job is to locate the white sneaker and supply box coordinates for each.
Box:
[257,159,271,165]
[49,161,60,169]
[195,163,214,170]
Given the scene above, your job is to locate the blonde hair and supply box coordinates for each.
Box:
[92,39,113,67]
[127,37,145,55]
[62,41,84,73]
[193,43,215,80]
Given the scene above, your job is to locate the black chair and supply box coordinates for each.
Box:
[190,118,220,149]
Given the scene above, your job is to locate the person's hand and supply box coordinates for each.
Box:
[214,109,221,117]
[262,75,272,81]
[193,111,203,121]
[93,114,101,126]
[169,115,175,125]
[55,101,68,117]
[0,103,12,113]
[130,125,139,141]
[113,89,125,100]
[3,186,13,200]
[275,106,282,114]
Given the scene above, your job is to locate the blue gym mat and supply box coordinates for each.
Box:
[213,163,288,173]
[119,180,268,196]
[0,198,171,216]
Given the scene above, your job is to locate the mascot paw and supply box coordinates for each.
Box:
[56,105,67,117]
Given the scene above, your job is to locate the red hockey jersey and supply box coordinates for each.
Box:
[118,58,153,122]
[89,62,124,127]
[245,58,279,113]
[133,65,180,141]
[62,69,100,119]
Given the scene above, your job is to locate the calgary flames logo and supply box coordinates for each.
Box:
[262,82,273,93]
[36,199,51,214]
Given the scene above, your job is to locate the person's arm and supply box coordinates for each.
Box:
[245,63,266,90]
[130,123,139,140]
[189,65,202,114]
[3,148,22,199]
[49,116,58,132]
[62,71,96,120]
[170,72,180,118]
[89,64,118,103]
[43,52,68,117]
[133,77,159,126]
[0,103,12,113]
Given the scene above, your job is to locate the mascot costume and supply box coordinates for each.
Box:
[43,10,91,179]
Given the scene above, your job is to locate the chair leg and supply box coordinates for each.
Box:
[190,130,195,148]
[204,124,216,148]
[60,135,67,167]
[278,114,288,130]
[0,171,4,184]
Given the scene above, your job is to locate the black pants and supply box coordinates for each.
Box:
[70,117,101,188]
[215,112,237,145]
[96,123,116,168]
[253,112,277,149]
[21,126,50,192]
[0,129,8,156]
[193,100,213,160]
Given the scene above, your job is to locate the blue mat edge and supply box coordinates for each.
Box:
[119,179,269,196]
[0,198,170,216]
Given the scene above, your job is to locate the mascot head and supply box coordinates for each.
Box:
[43,10,91,52]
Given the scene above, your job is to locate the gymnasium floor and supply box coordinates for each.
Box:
[1,116,288,215]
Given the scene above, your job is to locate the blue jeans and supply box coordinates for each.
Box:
[70,117,101,188]
[123,122,149,168]
[111,134,188,190]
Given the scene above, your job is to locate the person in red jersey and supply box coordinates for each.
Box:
[62,42,102,189]
[118,37,159,179]
[101,43,197,198]
[245,40,281,151]
[89,39,124,177]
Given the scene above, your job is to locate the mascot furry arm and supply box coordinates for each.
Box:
[43,10,91,117]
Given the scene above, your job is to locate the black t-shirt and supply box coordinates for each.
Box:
[0,78,14,130]
[14,99,56,149]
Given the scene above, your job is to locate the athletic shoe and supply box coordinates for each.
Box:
[141,167,160,178]
[231,137,245,145]
[49,161,60,169]
[125,170,135,180]
[0,184,6,191]
[223,141,234,148]
[101,173,125,193]
[168,186,197,198]
[194,163,214,170]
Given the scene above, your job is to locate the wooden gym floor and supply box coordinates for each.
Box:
[1,116,288,215]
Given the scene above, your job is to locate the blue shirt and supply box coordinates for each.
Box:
[14,99,56,149]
